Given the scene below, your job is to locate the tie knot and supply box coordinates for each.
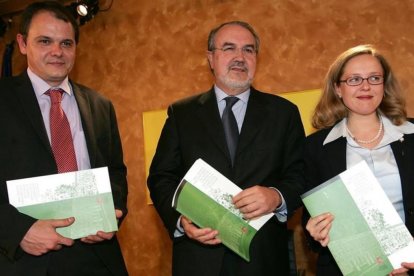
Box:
[224,96,239,108]
[46,88,64,104]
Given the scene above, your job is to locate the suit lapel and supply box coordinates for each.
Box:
[14,73,52,154]
[391,138,409,191]
[237,89,267,155]
[324,137,347,176]
[72,82,97,167]
[196,89,229,159]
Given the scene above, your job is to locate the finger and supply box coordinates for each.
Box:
[196,230,220,243]
[312,222,332,243]
[115,209,123,219]
[202,237,222,245]
[320,235,330,247]
[187,227,215,239]
[187,227,217,241]
[402,262,414,269]
[313,213,334,224]
[181,218,196,232]
[81,235,104,244]
[307,214,333,232]
[181,216,192,225]
[233,186,258,204]
[52,244,63,251]
[96,231,115,240]
[390,267,408,275]
[242,206,263,220]
[57,235,74,247]
[233,191,255,207]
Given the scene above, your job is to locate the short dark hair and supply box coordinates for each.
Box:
[19,1,79,44]
[207,21,260,53]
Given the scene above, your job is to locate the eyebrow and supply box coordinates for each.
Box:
[34,36,75,43]
[220,42,255,48]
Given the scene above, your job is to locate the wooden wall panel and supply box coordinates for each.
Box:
[1,0,414,275]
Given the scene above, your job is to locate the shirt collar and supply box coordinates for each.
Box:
[323,115,414,146]
[27,68,72,97]
[214,85,250,104]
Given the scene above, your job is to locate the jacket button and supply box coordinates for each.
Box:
[409,209,414,216]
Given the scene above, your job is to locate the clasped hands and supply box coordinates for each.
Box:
[307,212,414,276]
[20,209,123,256]
[180,185,281,245]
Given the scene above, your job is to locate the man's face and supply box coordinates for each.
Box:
[16,11,76,87]
[207,24,257,95]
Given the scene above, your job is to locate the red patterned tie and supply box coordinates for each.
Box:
[46,88,78,173]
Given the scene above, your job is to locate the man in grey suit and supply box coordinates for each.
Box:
[0,2,128,275]
[148,21,305,276]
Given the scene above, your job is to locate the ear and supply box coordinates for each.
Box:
[16,34,28,55]
[334,83,342,98]
[207,50,214,71]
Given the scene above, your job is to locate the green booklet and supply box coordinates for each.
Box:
[7,167,118,239]
[302,161,414,276]
[172,158,273,262]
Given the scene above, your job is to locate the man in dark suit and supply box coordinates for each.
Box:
[0,2,128,275]
[147,21,305,275]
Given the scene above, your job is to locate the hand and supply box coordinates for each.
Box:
[389,261,414,275]
[306,212,334,247]
[180,216,221,245]
[81,209,123,244]
[232,186,280,220]
[20,217,75,256]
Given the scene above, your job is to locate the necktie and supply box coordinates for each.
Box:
[46,88,78,173]
[222,97,239,166]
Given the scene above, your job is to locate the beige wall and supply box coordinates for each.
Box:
[2,0,414,275]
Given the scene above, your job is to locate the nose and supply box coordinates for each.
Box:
[360,78,371,89]
[234,48,246,60]
[50,43,63,56]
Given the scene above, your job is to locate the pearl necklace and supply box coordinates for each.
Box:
[346,117,383,144]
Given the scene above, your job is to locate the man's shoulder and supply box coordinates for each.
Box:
[171,89,213,107]
[0,73,25,87]
[251,88,298,108]
[70,80,111,103]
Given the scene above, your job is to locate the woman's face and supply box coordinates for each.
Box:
[335,54,384,118]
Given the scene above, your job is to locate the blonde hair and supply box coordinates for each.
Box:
[312,44,406,129]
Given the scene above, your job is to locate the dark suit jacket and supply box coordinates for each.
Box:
[0,72,128,276]
[302,125,414,275]
[148,87,305,276]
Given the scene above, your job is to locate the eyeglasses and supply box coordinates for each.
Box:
[339,75,384,86]
[212,45,257,57]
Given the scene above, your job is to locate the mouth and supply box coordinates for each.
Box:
[48,61,65,66]
[228,60,248,73]
[229,66,247,73]
[356,95,373,100]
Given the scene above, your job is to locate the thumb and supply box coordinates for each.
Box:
[50,217,75,228]
[115,209,123,219]
[51,218,75,247]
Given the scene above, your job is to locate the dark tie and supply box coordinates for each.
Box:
[46,88,78,173]
[222,97,239,166]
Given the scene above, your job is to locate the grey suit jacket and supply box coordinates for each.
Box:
[0,72,128,275]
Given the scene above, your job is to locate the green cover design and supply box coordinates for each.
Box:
[18,192,117,239]
[302,178,393,276]
[175,181,256,261]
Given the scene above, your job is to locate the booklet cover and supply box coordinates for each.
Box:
[302,161,414,276]
[7,167,118,239]
[172,158,273,262]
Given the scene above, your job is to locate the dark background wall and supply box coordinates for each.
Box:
[1,0,414,275]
